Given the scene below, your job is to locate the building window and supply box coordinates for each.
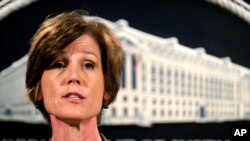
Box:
[152,109,156,117]
[167,68,172,95]
[151,65,156,93]
[152,99,157,105]
[181,71,185,95]
[175,100,179,106]
[112,108,116,117]
[161,99,165,105]
[175,110,179,117]
[121,53,126,88]
[188,110,192,117]
[168,110,172,117]
[182,110,186,117]
[182,100,186,106]
[124,108,128,117]
[134,97,138,102]
[168,99,172,106]
[123,96,127,102]
[132,54,137,89]
[161,109,165,117]
[193,74,197,96]
[187,72,192,95]
[174,69,179,85]
[159,66,164,94]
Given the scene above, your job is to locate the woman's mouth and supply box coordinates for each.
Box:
[62,92,85,103]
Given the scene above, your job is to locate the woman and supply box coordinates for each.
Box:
[25,10,123,141]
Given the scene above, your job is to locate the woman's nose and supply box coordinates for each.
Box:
[67,66,82,85]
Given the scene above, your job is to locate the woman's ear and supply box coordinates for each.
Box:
[37,93,43,101]
[35,93,43,109]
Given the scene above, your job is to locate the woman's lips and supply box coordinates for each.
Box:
[62,92,86,102]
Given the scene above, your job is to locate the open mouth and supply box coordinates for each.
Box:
[63,92,85,100]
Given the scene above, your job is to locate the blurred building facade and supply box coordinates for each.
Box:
[101,18,250,126]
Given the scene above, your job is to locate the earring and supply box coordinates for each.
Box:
[35,100,42,109]
[103,99,109,109]
[103,104,109,109]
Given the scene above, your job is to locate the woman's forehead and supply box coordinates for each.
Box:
[60,34,101,57]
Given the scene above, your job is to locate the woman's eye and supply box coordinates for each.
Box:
[51,61,65,69]
[84,62,95,70]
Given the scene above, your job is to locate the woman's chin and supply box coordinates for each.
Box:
[56,113,95,123]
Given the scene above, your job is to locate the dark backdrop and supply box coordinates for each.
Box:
[1,0,250,71]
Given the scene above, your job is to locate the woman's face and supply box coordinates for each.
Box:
[41,33,104,123]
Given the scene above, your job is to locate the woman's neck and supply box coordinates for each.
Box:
[50,115,102,141]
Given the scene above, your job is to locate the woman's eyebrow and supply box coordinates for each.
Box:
[60,49,99,59]
[81,50,99,59]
